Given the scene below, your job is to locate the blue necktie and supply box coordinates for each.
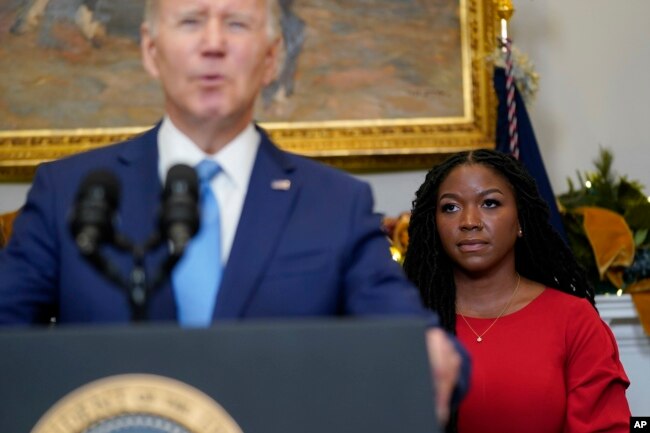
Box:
[172,160,222,327]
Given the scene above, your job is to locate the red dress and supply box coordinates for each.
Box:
[456,288,630,433]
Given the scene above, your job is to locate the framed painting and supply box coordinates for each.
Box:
[0,0,497,181]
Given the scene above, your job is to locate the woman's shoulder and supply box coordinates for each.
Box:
[537,287,594,309]
[538,288,618,343]
[525,287,599,324]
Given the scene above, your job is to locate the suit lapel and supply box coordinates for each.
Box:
[116,128,161,244]
[115,125,177,320]
[215,131,299,318]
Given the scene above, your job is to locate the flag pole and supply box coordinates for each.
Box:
[496,0,519,159]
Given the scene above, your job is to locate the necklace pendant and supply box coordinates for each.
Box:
[477,336,483,342]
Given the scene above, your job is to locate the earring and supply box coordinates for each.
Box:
[518,228,523,237]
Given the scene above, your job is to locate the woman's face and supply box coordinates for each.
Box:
[435,163,521,275]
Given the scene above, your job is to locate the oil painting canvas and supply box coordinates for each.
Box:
[0,0,496,180]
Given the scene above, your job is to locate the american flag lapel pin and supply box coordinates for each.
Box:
[271,179,291,191]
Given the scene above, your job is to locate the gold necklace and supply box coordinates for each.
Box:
[458,273,521,343]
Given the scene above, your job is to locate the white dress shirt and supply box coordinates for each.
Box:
[157,116,259,265]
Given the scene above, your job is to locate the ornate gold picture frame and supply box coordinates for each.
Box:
[0,0,496,181]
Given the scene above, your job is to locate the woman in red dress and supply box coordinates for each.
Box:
[404,149,630,433]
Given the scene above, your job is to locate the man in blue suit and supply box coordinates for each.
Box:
[0,0,467,423]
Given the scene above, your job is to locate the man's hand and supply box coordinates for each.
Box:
[426,327,462,426]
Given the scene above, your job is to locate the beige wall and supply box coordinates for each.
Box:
[510,0,650,197]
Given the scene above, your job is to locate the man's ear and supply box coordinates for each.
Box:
[262,36,283,86]
[140,23,160,79]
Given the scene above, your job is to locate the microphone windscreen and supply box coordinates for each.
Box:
[163,164,199,201]
[69,169,121,253]
[161,164,200,255]
[76,170,120,209]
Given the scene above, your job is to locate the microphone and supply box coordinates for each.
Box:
[161,164,199,257]
[69,170,120,255]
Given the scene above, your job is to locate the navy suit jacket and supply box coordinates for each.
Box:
[0,125,432,324]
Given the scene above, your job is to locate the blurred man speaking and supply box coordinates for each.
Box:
[0,0,468,423]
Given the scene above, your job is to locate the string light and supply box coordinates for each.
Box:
[585,180,592,188]
[390,246,402,263]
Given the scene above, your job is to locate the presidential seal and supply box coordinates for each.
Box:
[31,374,243,433]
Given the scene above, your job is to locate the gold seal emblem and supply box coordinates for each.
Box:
[31,374,243,433]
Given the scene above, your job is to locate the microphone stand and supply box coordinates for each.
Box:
[129,244,148,322]
[85,232,179,323]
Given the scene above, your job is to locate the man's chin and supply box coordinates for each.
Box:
[184,105,229,124]
[176,98,254,127]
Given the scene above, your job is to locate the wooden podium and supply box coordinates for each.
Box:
[0,319,440,433]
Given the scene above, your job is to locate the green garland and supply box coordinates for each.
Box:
[557,149,650,294]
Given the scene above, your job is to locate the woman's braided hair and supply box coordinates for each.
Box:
[403,149,595,334]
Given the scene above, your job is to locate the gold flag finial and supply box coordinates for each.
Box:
[495,0,515,42]
[496,0,515,22]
